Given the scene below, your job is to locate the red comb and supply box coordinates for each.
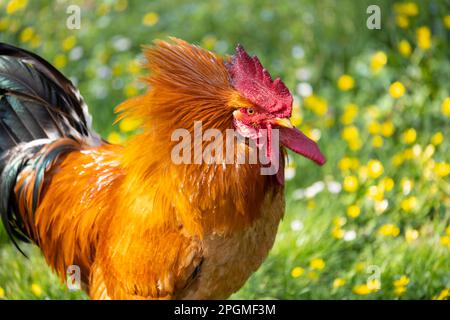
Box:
[226,45,293,118]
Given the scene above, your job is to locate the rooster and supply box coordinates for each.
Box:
[0,38,325,299]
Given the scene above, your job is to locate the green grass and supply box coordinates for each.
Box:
[0,0,449,300]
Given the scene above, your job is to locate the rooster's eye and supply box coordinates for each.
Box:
[247,108,255,115]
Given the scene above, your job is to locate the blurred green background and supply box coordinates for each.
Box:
[0,0,449,300]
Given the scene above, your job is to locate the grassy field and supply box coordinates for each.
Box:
[0,0,449,300]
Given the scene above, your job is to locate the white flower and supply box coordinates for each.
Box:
[285,166,296,181]
[291,219,304,231]
[327,181,342,194]
[296,82,313,97]
[344,230,356,241]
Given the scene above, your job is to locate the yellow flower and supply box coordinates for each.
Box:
[389,81,406,99]
[378,223,400,237]
[291,266,304,278]
[372,135,383,148]
[367,160,384,179]
[0,287,4,298]
[394,2,419,16]
[114,0,128,12]
[367,279,381,292]
[370,51,387,73]
[107,131,123,144]
[402,128,416,144]
[441,98,450,117]
[338,157,359,171]
[347,205,361,219]
[343,175,359,192]
[368,121,381,135]
[367,185,384,202]
[354,262,366,273]
[30,34,42,48]
[434,162,450,177]
[124,83,138,97]
[62,36,76,52]
[433,288,450,300]
[353,284,371,295]
[446,226,450,236]
[444,15,450,29]
[398,40,412,57]
[332,227,344,239]
[348,138,362,151]
[340,103,358,125]
[394,276,409,287]
[431,132,444,145]
[333,216,346,227]
[381,121,395,137]
[53,54,67,69]
[396,15,409,28]
[333,278,346,289]
[127,59,141,75]
[202,35,217,50]
[19,27,34,43]
[337,74,354,91]
[310,258,325,270]
[304,95,328,116]
[416,26,431,50]
[31,283,42,297]
[341,126,359,141]
[395,286,407,296]
[441,236,450,248]
[142,12,159,26]
[405,228,419,243]
[380,177,395,192]
[6,0,28,14]
[119,117,141,133]
[401,196,417,212]
[0,18,10,31]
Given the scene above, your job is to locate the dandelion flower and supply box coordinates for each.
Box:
[378,223,400,237]
[444,15,450,29]
[402,128,417,144]
[395,286,407,296]
[367,160,384,179]
[389,81,406,99]
[370,51,387,73]
[142,12,159,26]
[416,26,431,50]
[353,284,371,295]
[119,117,141,133]
[31,283,42,297]
[405,229,419,243]
[381,121,395,137]
[434,162,450,177]
[433,288,450,300]
[372,135,383,148]
[107,131,123,144]
[394,276,410,287]
[396,15,409,28]
[0,287,4,298]
[400,196,417,212]
[6,0,28,14]
[291,267,304,278]
[53,54,67,69]
[343,175,359,192]
[310,258,326,270]
[431,132,444,146]
[398,40,412,57]
[347,205,361,219]
[332,227,344,239]
[62,36,77,52]
[333,278,346,289]
[337,74,354,91]
[441,98,450,117]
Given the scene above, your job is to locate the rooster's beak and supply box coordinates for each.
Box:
[272,118,293,128]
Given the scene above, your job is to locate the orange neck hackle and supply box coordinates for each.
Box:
[114,38,279,235]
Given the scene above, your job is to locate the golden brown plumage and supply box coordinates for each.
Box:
[0,38,324,299]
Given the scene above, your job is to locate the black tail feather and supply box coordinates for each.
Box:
[0,42,101,250]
